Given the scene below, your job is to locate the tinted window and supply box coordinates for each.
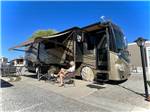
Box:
[113,25,129,62]
[113,26,127,52]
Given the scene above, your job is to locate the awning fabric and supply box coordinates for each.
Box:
[9,30,72,51]
[42,31,71,39]
[9,39,34,51]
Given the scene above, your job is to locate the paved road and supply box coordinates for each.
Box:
[1,74,150,112]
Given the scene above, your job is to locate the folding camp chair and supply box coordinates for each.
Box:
[63,72,75,87]
[44,66,58,83]
[16,66,23,76]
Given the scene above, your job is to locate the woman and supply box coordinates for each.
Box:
[58,61,75,87]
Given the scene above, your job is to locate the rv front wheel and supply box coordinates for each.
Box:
[80,66,94,82]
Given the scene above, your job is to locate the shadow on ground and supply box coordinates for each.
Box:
[86,84,105,90]
[105,80,128,85]
[1,79,14,88]
[118,85,144,97]
[24,75,37,79]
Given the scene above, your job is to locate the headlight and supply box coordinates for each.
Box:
[116,64,125,72]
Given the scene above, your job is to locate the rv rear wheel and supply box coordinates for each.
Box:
[80,66,94,82]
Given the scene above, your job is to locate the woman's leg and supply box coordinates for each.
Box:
[59,73,65,85]
[56,68,64,80]
[58,68,65,75]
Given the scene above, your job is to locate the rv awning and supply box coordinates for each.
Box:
[9,39,34,51]
[9,30,75,51]
[42,30,72,39]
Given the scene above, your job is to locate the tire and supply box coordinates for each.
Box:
[80,66,94,82]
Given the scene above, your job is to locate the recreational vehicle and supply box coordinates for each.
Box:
[9,21,130,82]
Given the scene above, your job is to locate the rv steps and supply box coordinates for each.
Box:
[96,72,109,82]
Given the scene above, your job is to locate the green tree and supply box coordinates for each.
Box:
[29,29,57,40]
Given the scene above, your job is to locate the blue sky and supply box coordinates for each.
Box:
[1,1,150,60]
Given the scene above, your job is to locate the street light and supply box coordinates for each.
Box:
[134,37,150,101]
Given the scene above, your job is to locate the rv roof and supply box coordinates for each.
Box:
[82,22,106,32]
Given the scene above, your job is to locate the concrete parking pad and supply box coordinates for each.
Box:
[21,76,104,100]
[1,78,108,112]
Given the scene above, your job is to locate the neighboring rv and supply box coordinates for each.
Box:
[9,21,130,82]
[10,57,26,67]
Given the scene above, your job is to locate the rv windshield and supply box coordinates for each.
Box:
[113,25,127,52]
[112,24,129,62]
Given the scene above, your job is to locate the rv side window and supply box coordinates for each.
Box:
[83,36,95,55]
[44,41,56,49]
[76,39,83,62]
[16,59,24,64]
[87,36,95,50]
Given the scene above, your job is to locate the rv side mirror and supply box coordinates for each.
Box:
[127,51,130,56]
[124,50,130,56]
[77,35,82,42]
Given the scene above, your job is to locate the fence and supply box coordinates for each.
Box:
[1,65,23,77]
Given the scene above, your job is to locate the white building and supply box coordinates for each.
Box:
[0,57,8,64]
[128,41,150,79]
